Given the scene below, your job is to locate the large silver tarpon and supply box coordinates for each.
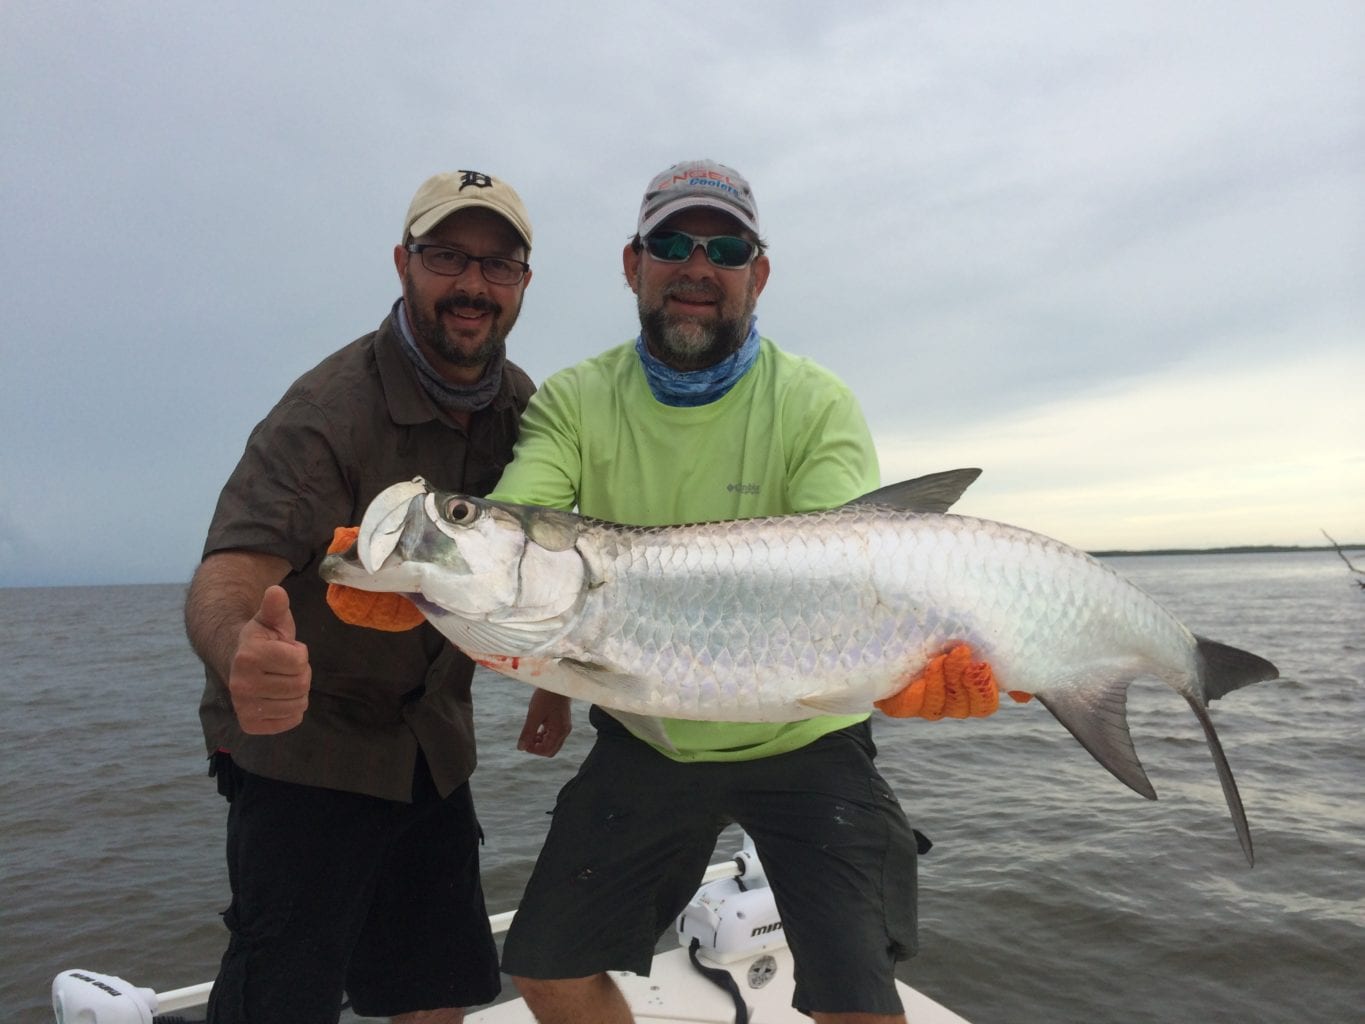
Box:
[320,469,1278,863]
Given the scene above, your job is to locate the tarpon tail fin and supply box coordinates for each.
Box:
[1194,636,1279,702]
[1035,680,1157,801]
[1184,694,1255,867]
[852,468,982,514]
[1187,636,1276,867]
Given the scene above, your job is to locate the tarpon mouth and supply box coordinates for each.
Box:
[357,479,429,572]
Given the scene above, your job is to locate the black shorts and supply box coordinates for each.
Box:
[206,753,499,1022]
[501,710,922,1016]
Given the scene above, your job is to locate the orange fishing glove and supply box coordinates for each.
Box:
[876,644,1002,719]
[324,526,426,631]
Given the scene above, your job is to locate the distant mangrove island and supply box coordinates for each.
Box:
[1091,543,1363,558]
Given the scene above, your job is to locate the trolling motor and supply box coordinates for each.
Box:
[676,834,786,965]
[52,970,160,1024]
[674,835,788,1023]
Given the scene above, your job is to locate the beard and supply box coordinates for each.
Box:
[637,278,757,371]
[404,271,518,370]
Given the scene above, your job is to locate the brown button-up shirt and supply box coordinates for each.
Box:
[198,310,534,801]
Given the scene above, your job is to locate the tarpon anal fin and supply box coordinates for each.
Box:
[1034,680,1157,801]
[852,468,982,514]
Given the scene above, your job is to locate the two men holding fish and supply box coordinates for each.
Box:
[324,160,1279,1024]
[312,160,958,1023]
[192,157,1277,1024]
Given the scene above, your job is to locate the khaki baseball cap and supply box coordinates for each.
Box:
[637,160,759,238]
[403,170,533,249]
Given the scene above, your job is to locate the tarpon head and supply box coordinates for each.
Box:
[319,478,588,652]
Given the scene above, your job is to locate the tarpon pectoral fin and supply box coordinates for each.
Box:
[554,660,678,752]
[1034,681,1157,801]
[1184,693,1255,867]
[851,468,982,514]
[600,709,677,752]
[559,657,638,686]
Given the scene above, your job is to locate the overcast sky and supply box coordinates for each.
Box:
[2,1,1361,586]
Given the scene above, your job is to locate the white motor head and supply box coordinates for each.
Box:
[52,970,156,1024]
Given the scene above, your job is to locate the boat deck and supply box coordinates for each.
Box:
[469,942,971,1024]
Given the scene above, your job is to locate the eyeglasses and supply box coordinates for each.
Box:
[642,230,758,269]
[405,243,530,285]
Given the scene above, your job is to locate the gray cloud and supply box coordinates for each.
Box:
[2,0,1361,584]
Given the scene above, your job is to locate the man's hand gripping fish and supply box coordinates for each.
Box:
[320,468,1278,864]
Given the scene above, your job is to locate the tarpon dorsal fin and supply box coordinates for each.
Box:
[1034,680,1157,801]
[852,468,981,514]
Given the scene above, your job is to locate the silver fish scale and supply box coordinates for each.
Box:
[562,507,1199,721]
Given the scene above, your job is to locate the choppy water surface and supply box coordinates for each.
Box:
[2,552,1362,1022]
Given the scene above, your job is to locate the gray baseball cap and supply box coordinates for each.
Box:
[636,160,759,237]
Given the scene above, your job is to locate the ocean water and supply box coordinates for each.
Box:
[2,551,1362,1023]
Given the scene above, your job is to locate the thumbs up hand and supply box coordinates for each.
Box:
[229,585,313,734]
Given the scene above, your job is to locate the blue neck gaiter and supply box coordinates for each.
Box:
[634,318,760,407]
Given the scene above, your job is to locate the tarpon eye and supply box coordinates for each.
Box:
[442,498,474,523]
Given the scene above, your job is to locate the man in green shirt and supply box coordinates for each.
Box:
[496,162,924,1024]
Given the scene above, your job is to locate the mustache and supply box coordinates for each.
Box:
[436,293,502,317]
[664,281,723,303]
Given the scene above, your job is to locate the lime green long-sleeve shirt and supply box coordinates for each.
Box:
[489,336,879,761]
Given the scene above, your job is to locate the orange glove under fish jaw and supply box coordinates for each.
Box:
[324,526,427,632]
[876,644,1001,719]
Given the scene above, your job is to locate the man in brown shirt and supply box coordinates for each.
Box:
[184,169,565,1023]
